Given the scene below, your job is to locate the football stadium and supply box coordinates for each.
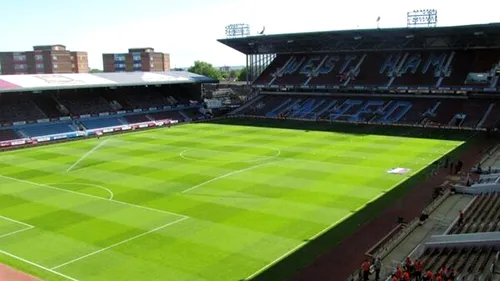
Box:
[1,21,500,281]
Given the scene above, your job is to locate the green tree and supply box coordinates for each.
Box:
[228,69,239,81]
[237,67,248,82]
[89,68,103,73]
[188,61,221,80]
[220,71,229,81]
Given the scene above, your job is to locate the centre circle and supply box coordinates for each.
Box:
[180,146,280,163]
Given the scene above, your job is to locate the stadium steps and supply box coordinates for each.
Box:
[291,98,324,119]
[387,52,410,87]
[16,130,28,138]
[436,51,456,87]
[31,95,65,118]
[100,91,133,110]
[281,98,305,117]
[477,103,495,128]
[317,100,340,118]
[265,98,293,117]
[491,76,499,88]
[118,117,128,125]
[229,95,263,115]
[287,98,314,118]
[29,98,49,120]
[179,110,191,121]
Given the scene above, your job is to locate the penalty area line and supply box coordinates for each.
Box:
[51,216,188,270]
[0,174,188,220]
[0,215,35,239]
[66,139,108,172]
[0,249,79,281]
[0,226,34,240]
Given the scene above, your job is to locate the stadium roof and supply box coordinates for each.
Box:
[218,23,500,54]
[0,71,217,93]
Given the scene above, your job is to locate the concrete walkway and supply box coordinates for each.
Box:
[380,194,474,278]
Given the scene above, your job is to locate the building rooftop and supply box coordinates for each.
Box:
[0,71,217,93]
[218,22,500,54]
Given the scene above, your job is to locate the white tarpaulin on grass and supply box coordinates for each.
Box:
[387,167,411,175]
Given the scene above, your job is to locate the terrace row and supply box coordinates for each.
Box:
[448,193,500,234]
[239,95,500,129]
[0,86,199,124]
[255,49,500,89]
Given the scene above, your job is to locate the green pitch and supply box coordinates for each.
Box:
[0,121,465,281]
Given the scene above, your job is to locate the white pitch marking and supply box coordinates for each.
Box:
[0,215,35,240]
[51,217,188,270]
[0,249,79,281]
[179,147,281,163]
[0,227,34,239]
[243,212,352,280]
[181,160,280,194]
[47,183,114,200]
[243,144,462,280]
[0,215,33,228]
[66,139,108,172]
[0,175,188,219]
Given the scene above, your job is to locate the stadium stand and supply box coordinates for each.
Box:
[216,22,500,281]
[448,193,500,234]
[19,123,76,137]
[56,92,114,115]
[0,129,20,141]
[30,94,68,119]
[80,118,124,130]
[239,95,499,128]
[418,245,497,280]
[0,71,215,144]
[1,22,499,281]
[148,110,185,121]
[247,48,500,89]
[0,93,47,123]
[123,114,151,123]
[124,90,171,109]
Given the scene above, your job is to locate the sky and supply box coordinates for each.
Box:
[1,0,498,69]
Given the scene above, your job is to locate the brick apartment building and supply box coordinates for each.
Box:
[102,47,170,72]
[0,45,88,75]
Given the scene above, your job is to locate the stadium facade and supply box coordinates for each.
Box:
[219,23,500,131]
[102,47,171,73]
[0,45,89,75]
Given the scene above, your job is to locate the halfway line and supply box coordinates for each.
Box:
[66,139,108,172]
[181,160,281,194]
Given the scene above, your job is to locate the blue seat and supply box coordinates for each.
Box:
[20,123,75,137]
[82,118,122,129]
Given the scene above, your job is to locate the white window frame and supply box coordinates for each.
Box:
[14,55,26,61]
